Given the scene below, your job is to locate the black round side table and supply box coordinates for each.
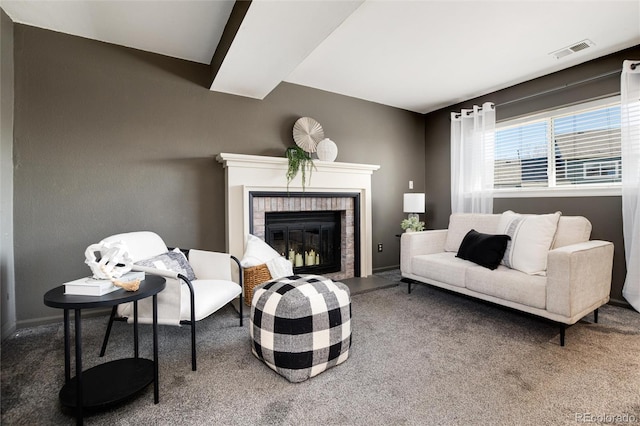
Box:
[44,275,166,425]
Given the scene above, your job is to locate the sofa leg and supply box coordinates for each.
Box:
[560,325,566,347]
[400,278,413,294]
[594,308,599,324]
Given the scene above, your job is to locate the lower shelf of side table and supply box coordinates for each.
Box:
[59,358,154,409]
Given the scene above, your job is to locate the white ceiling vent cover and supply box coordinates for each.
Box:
[551,39,595,59]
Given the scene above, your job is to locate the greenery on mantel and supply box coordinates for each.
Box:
[285,146,316,191]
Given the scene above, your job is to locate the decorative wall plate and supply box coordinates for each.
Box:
[293,117,324,153]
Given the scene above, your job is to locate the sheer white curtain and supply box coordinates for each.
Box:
[450,102,496,214]
[621,60,640,312]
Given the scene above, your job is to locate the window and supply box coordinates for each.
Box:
[494,98,621,195]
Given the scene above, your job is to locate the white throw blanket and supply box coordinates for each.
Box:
[266,256,294,280]
[242,234,294,279]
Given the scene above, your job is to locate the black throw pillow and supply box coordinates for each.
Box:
[456,229,511,270]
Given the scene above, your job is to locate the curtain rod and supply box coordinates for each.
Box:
[452,102,494,119]
[495,68,621,108]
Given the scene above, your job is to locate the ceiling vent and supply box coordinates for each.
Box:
[550,39,595,60]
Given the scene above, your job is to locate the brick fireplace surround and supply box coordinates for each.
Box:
[216,153,380,278]
[250,192,358,281]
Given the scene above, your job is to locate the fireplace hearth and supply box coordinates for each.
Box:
[265,211,341,275]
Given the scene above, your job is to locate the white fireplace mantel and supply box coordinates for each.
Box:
[216,153,380,276]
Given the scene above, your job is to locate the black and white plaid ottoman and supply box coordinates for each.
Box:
[250,274,351,383]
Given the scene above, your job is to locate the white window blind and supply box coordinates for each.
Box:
[495,99,621,190]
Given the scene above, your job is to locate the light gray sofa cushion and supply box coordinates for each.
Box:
[552,216,592,249]
[466,266,547,309]
[411,252,469,288]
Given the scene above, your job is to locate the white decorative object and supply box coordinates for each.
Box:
[316,138,338,162]
[84,241,133,279]
[293,117,324,153]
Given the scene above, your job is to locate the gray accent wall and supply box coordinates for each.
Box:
[425,45,640,306]
[1,9,16,339]
[11,25,424,325]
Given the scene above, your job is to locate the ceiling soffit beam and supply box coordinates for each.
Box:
[209,0,363,99]
[209,0,252,86]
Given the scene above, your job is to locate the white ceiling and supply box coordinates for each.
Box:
[2,0,639,114]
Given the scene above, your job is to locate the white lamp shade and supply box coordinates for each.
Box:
[403,193,425,213]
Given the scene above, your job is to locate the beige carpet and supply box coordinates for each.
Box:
[2,273,640,425]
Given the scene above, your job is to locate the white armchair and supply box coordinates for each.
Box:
[99,231,243,371]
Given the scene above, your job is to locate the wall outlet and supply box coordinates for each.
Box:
[409,180,414,189]
[377,243,383,252]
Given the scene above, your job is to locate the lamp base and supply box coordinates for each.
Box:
[407,213,419,220]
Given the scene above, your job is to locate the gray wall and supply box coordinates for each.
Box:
[424,45,640,306]
[10,18,634,325]
[1,9,16,339]
[12,25,424,325]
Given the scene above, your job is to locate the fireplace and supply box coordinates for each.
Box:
[249,191,360,280]
[216,153,379,279]
[265,211,341,275]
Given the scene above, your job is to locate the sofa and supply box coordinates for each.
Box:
[400,212,614,345]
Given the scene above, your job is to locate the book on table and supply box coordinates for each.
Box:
[64,271,145,296]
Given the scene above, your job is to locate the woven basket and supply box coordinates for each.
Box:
[244,263,272,306]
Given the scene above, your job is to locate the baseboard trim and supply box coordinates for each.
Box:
[1,321,16,342]
[373,264,400,274]
[608,297,633,309]
[14,308,111,331]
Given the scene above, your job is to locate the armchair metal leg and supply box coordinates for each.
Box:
[191,322,196,371]
[181,273,198,371]
[232,255,244,328]
[180,319,197,371]
[100,306,118,357]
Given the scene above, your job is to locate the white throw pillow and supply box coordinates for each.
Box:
[240,234,282,267]
[135,251,197,281]
[444,213,502,252]
[496,210,561,275]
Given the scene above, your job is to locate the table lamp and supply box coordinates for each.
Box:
[403,193,425,220]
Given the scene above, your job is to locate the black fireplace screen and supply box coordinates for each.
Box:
[265,211,341,275]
